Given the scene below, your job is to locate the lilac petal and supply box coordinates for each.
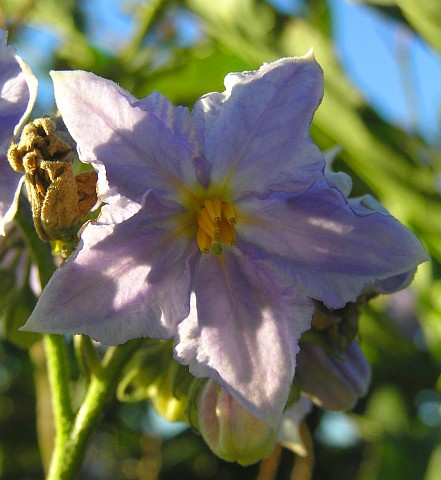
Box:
[0,30,37,234]
[0,170,23,235]
[50,71,200,205]
[192,53,325,198]
[174,250,314,428]
[0,32,37,151]
[278,396,313,456]
[347,194,419,294]
[237,184,429,308]
[296,341,371,410]
[22,192,199,344]
[134,91,208,186]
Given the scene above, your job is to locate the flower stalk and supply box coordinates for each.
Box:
[46,339,142,480]
[44,334,74,476]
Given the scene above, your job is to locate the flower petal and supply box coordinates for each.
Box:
[50,71,200,205]
[237,183,429,308]
[0,31,37,150]
[192,53,325,198]
[134,91,208,186]
[0,172,23,235]
[0,30,37,234]
[174,250,314,428]
[22,192,198,343]
[278,396,313,456]
[296,340,371,410]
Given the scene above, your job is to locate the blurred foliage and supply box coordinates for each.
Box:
[0,0,441,479]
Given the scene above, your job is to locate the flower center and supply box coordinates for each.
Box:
[196,198,237,255]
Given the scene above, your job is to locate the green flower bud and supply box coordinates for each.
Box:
[117,339,195,423]
[198,380,277,466]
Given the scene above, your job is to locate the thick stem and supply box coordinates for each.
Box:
[46,339,142,480]
[44,334,74,475]
[30,340,55,473]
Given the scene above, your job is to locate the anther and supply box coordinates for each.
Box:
[204,198,222,223]
[222,202,237,225]
[197,227,211,254]
[198,207,220,238]
[220,219,236,246]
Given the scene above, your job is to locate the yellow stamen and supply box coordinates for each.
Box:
[197,227,211,254]
[220,219,236,246]
[195,198,238,255]
[222,202,237,225]
[198,207,220,238]
[204,198,222,223]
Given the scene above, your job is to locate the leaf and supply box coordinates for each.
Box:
[187,0,277,63]
[135,51,250,106]
[397,0,441,54]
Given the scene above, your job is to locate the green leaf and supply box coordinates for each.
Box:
[137,51,250,106]
[187,0,278,63]
[397,0,441,54]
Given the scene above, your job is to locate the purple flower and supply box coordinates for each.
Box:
[22,53,428,427]
[0,30,37,234]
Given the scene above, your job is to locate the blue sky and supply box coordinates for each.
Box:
[330,0,441,143]
[14,0,441,144]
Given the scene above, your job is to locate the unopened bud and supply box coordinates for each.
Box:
[198,380,277,466]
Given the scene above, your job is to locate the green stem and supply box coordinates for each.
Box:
[44,334,74,469]
[46,339,142,480]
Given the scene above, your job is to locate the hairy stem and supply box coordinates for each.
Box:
[46,339,142,480]
[44,334,74,476]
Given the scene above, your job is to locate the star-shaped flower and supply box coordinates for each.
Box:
[22,53,428,427]
[0,30,37,234]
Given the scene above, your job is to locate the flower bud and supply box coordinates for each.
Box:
[296,340,371,410]
[198,380,277,465]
